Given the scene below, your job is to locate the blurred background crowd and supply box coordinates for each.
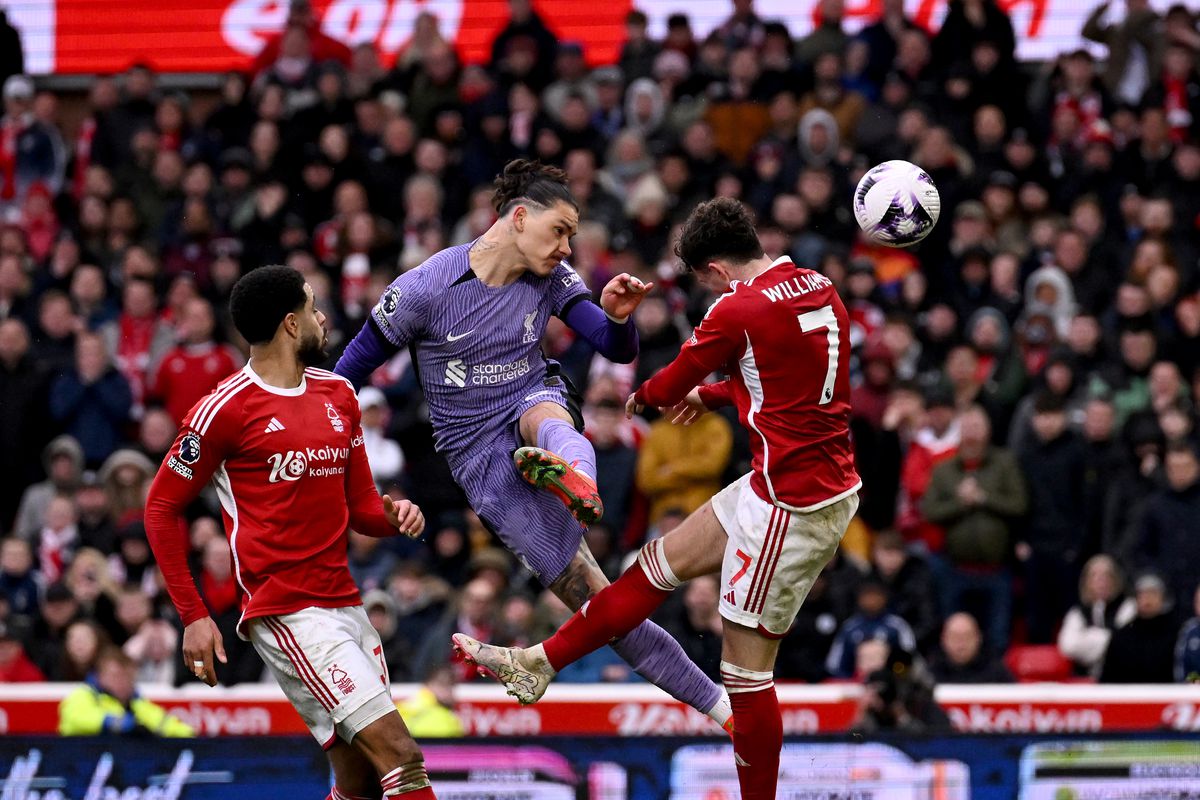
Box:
[0,0,1199,714]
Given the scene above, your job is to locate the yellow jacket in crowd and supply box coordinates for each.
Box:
[636,412,733,524]
[58,680,195,737]
[397,687,464,737]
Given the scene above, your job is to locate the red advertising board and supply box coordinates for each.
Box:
[1,0,1183,75]
[2,684,1198,737]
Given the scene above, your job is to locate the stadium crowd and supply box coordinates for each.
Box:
[0,0,1199,704]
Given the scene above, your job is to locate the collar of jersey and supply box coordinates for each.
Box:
[742,256,795,286]
[242,363,307,396]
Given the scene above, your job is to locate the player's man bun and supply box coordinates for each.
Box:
[492,159,577,215]
[230,265,308,345]
[675,197,764,273]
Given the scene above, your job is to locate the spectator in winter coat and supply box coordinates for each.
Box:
[635,409,731,525]
[898,385,960,551]
[929,612,1014,683]
[1101,572,1179,683]
[870,530,941,653]
[1138,442,1200,608]
[826,580,918,678]
[50,333,133,468]
[1016,392,1088,642]
[922,405,1027,652]
[1058,554,1137,677]
[14,435,83,542]
[1,75,63,216]
[1082,0,1163,105]
[99,279,173,415]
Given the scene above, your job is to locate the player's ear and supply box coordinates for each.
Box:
[512,205,526,232]
[281,311,299,340]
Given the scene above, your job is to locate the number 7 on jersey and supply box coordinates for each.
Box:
[798,304,839,405]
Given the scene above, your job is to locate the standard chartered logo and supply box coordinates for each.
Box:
[443,357,533,388]
[444,359,467,387]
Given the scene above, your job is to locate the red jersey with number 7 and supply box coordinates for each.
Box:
[634,257,861,510]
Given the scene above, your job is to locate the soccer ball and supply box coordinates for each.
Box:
[853,160,941,247]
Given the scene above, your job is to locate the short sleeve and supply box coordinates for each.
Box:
[371,268,432,349]
[549,261,592,317]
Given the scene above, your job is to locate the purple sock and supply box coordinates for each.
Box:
[610,620,724,716]
[537,418,597,481]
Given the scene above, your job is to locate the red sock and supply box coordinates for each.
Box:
[391,790,434,799]
[723,663,782,800]
[543,561,672,670]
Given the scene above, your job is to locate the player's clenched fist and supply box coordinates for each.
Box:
[383,495,425,538]
[600,273,654,321]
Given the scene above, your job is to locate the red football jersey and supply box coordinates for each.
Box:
[149,342,243,425]
[635,257,861,511]
[145,365,395,636]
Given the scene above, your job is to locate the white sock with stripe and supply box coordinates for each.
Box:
[720,661,775,694]
[637,538,682,591]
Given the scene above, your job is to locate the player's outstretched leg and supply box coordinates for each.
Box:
[609,618,731,730]
[451,633,556,705]
[455,538,732,730]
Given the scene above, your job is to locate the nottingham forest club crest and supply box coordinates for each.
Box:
[325,403,344,433]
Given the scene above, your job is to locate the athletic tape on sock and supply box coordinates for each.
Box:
[380,761,431,796]
[637,538,682,591]
[720,661,775,694]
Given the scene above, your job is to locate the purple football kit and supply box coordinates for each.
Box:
[335,243,723,719]
[367,244,591,580]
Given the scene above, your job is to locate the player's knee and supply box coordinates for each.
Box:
[355,732,423,776]
[382,738,423,768]
[348,707,423,769]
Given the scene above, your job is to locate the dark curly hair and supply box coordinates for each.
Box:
[675,198,764,272]
[492,159,577,215]
[229,265,307,345]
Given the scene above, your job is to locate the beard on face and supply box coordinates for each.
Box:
[298,329,328,366]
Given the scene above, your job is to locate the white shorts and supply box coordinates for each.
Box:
[712,473,859,638]
[248,605,396,748]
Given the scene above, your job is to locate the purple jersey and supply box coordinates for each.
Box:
[370,244,591,466]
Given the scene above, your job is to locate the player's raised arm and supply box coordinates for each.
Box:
[144,399,237,686]
[335,267,430,389]
[631,300,742,413]
[557,272,653,365]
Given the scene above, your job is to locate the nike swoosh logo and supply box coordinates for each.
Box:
[446,330,475,342]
